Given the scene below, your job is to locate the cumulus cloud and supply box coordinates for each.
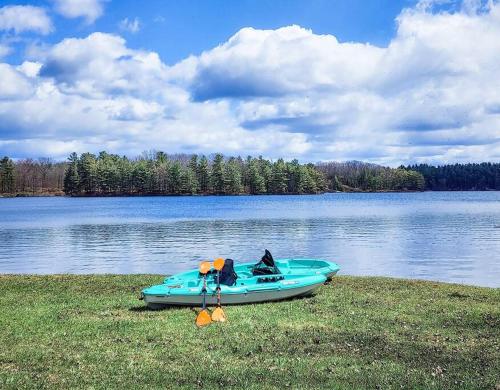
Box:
[186,25,383,101]
[119,17,140,33]
[0,5,53,35]
[0,63,34,99]
[0,1,500,164]
[39,33,168,99]
[173,2,500,163]
[52,0,105,24]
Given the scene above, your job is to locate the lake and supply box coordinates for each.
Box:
[0,192,499,287]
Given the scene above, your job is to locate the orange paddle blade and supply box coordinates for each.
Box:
[195,309,212,327]
[211,306,227,322]
[213,257,225,271]
[199,261,211,274]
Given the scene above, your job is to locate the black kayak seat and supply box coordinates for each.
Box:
[252,249,281,276]
[219,258,238,286]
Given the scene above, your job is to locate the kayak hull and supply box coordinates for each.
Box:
[144,278,325,307]
[142,258,340,308]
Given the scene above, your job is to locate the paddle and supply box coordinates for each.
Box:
[211,257,227,322]
[195,261,212,328]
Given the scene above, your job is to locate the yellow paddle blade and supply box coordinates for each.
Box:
[195,309,212,327]
[199,261,211,274]
[213,257,225,271]
[211,306,227,322]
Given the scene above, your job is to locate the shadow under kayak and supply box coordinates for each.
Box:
[141,259,340,308]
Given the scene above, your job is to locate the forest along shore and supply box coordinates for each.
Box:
[0,153,499,197]
[0,274,498,389]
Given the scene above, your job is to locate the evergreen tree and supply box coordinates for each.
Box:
[181,166,199,194]
[248,158,266,194]
[270,158,288,194]
[258,156,272,193]
[153,152,169,193]
[211,153,226,194]
[63,152,80,195]
[225,157,243,194]
[132,159,152,193]
[307,163,326,192]
[97,151,121,194]
[77,153,97,194]
[0,156,15,193]
[197,155,210,193]
[118,156,133,193]
[169,161,183,194]
[287,159,301,193]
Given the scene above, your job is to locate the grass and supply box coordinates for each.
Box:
[0,275,498,389]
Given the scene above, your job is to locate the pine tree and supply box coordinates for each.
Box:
[307,163,326,193]
[225,157,243,194]
[96,151,121,194]
[169,161,183,194]
[181,166,199,194]
[270,158,288,194]
[153,152,169,193]
[63,152,80,195]
[248,158,266,194]
[258,157,272,193]
[77,153,97,194]
[296,165,317,193]
[287,159,301,193]
[0,156,15,193]
[118,156,133,193]
[211,153,226,194]
[197,155,210,193]
[132,159,152,193]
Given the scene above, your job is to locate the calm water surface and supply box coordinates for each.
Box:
[0,192,499,287]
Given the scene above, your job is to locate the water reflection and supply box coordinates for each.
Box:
[0,193,499,287]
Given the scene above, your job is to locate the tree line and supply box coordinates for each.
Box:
[317,161,426,191]
[62,151,327,195]
[406,163,500,190]
[1,154,499,195]
[0,157,66,195]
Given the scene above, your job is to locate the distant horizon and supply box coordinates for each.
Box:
[1,0,499,165]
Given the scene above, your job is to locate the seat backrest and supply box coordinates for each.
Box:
[252,249,280,275]
[219,258,238,286]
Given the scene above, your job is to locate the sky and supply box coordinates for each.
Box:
[0,0,499,165]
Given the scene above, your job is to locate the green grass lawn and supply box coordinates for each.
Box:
[0,275,498,389]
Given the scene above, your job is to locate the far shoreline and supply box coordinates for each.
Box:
[1,189,499,198]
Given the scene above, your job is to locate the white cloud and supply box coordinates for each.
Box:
[52,0,105,24]
[185,25,384,101]
[173,2,500,164]
[38,32,169,99]
[119,17,140,33]
[0,1,500,164]
[17,61,42,78]
[0,63,34,99]
[0,5,53,35]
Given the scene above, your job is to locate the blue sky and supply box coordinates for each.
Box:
[0,0,499,165]
[2,0,419,63]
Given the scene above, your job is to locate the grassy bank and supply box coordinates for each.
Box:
[0,275,498,389]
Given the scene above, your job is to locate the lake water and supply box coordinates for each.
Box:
[0,192,499,287]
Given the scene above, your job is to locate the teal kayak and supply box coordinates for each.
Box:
[141,256,340,309]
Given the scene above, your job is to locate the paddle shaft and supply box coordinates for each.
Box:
[201,273,207,309]
[216,270,221,307]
